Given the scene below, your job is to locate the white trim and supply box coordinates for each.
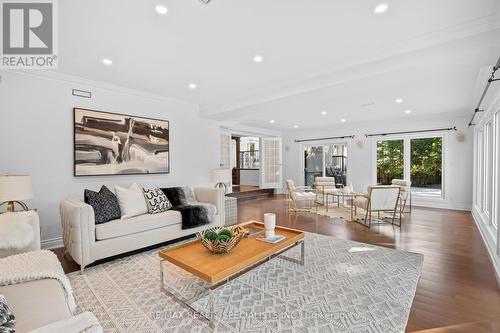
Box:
[1,69,198,107]
[370,133,446,200]
[472,207,500,285]
[41,237,63,250]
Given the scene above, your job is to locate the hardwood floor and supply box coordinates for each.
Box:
[53,195,500,332]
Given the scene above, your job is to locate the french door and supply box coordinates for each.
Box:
[260,137,282,189]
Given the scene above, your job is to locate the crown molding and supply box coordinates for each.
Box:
[1,69,200,110]
[200,15,498,117]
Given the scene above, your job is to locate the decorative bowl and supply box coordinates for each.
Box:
[198,225,246,254]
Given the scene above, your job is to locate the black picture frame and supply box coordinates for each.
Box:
[73,107,170,177]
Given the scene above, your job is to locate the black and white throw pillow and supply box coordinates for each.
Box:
[0,295,15,333]
[84,186,122,224]
[143,187,172,214]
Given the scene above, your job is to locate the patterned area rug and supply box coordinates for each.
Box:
[68,232,423,332]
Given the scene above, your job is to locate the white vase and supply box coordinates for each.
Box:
[264,213,276,238]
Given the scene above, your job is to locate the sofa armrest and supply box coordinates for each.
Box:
[59,198,95,269]
[193,187,224,218]
[27,312,102,333]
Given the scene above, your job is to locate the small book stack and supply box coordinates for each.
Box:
[257,235,285,244]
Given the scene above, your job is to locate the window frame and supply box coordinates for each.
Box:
[372,133,445,200]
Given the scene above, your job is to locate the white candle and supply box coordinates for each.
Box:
[264,213,276,238]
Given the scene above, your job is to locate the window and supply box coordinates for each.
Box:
[475,130,484,208]
[410,137,442,196]
[376,136,443,197]
[377,139,404,185]
[494,112,499,228]
[483,122,493,217]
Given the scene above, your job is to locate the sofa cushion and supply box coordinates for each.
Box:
[115,183,148,219]
[142,187,172,214]
[0,294,14,333]
[161,187,189,207]
[95,210,182,241]
[0,279,72,333]
[84,186,121,224]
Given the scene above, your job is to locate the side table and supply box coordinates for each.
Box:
[224,196,238,226]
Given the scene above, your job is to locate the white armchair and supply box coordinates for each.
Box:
[353,185,402,227]
[314,177,340,206]
[391,179,412,213]
[285,180,317,213]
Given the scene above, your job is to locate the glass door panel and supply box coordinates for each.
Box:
[304,146,323,188]
[325,144,347,186]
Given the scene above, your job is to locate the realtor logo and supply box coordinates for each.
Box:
[1,0,58,68]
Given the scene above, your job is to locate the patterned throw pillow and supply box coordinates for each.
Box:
[0,294,15,333]
[84,186,122,224]
[143,188,172,214]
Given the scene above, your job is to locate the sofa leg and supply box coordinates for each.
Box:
[80,264,85,274]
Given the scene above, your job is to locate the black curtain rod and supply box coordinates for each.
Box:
[294,135,355,143]
[468,55,500,127]
[365,126,457,138]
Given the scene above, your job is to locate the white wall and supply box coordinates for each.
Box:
[282,114,473,210]
[0,71,220,248]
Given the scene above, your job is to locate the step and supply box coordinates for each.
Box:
[226,188,274,202]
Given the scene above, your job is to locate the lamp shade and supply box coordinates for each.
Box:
[210,168,231,183]
[0,175,33,202]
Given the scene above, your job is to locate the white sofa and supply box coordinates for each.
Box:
[60,187,224,272]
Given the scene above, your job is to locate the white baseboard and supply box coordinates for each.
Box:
[41,237,63,250]
[471,207,500,285]
[412,199,471,211]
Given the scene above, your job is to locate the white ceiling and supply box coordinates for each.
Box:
[58,0,500,129]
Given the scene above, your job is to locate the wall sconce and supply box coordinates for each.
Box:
[355,138,364,148]
[455,131,466,142]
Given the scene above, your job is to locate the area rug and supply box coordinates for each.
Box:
[314,204,396,224]
[67,232,423,333]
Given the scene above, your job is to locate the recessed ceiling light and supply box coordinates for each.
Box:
[405,109,412,114]
[340,118,346,123]
[270,119,275,124]
[253,55,263,63]
[188,83,197,89]
[374,3,388,14]
[395,98,403,103]
[102,58,112,65]
[321,111,327,115]
[155,5,168,15]
[293,124,299,129]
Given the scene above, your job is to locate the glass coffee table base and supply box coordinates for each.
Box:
[159,239,305,328]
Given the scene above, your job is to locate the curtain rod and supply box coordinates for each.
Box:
[294,135,355,143]
[468,55,500,127]
[365,126,456,138]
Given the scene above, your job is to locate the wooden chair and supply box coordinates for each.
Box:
[353,185,402,227]
[286,180,317,213]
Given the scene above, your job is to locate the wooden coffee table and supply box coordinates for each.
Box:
[158,221,305,326]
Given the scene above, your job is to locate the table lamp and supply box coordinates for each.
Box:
[0,175,33,212]
[210,169,231,194]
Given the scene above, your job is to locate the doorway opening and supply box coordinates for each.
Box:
[303,143,348,188]
[231,136,260,193]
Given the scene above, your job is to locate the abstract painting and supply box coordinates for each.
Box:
[74,108,169,176]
